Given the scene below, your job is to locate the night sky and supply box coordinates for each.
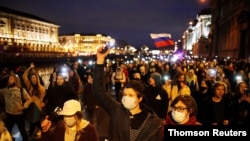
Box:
[0,0,209,49]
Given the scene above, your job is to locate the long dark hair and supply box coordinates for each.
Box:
[8,73,22,88]
[29,73,42,98]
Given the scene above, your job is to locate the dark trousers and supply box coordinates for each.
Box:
[5,113,29,141]
[29,121,41,136]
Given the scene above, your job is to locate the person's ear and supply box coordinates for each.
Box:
[187,108,192,114]
[138,96,143,103]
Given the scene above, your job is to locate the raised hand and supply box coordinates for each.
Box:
[30,62,35,68]
[96,46,111,64]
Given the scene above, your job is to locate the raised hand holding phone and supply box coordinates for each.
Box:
[30,62,35,68]
[96,46,110,64]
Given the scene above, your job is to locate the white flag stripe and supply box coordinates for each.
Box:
[150,33,172,39]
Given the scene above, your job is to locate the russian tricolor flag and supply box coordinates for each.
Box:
[150,33,175,48]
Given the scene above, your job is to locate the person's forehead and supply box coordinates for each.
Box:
[215,85,225,89]
[134,73,140,76]
[239,83,247,87]
[201,81,207,85]
[9,77,14,80]
[179,75,185,78]
[175,101,186,107]
[57,75,64,79]
[123,88,137,95]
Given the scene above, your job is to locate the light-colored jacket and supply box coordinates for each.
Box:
[170,85,191,102]
[0,87,31,115]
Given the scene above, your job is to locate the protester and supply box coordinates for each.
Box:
[27,63,45,87]
[144,72,169,121]
[103,62,113,92]
[82,73,109,141]
[0,73,31,141]
[138,65,149,85]
[42,71,79,122]
[93,47,163,141]
[132,72,147,87]
[169,72,191,107]
[231,81,250,127]
[201,81,234,125]
[185,69,199,95]
[165,95,201,125]
[111,66,126,101]
[193,79,213,124]
[41,71,79,140]
[22,62,46,138]
[41,99,99,141]
[68,68,81,93]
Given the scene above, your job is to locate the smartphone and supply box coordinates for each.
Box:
[100,43,111,53]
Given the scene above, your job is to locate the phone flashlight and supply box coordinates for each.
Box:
[164,75,169,81]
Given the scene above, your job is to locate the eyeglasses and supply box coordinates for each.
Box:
[172,106,188,112]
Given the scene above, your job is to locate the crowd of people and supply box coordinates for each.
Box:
[0,48,250,140]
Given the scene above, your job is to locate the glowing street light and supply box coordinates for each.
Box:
[199,0,207,4]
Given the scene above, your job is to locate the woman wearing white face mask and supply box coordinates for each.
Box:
[165,95,201,125]
[40,99,99,141]
[93,47,163,141]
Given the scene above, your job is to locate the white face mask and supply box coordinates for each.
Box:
[121,96,137,110]
[171,110,187,123]
[64,116,76,127]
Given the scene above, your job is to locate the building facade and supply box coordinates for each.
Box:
[0,6,60,53]
[0,5,135,59]
[182,8,212,58]
[210,0,250,59]
[59,33,116,56]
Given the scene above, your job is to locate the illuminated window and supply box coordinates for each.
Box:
[0,19,6,27]
[16,24,21,29]
[21,25,25,30]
